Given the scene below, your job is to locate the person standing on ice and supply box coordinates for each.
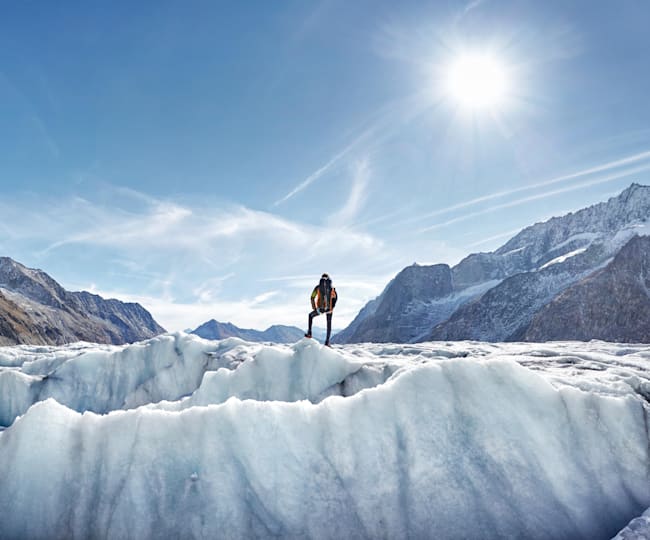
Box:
[305,273,337,346]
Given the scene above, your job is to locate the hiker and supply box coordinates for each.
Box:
[305,273,337,346]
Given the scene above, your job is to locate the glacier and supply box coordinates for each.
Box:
[1,333,649,539]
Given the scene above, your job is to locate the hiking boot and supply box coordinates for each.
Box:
[304,333,312,338]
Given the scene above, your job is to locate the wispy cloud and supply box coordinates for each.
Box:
[192,274,236,303]
[327,158,372,226]
[461,0,485,18]
[0,70,61,160]
[273,127,375,207]
[272,90,431,208]
[0,185,394,330]
[252,291,280,305]
[80,287,300,332]
[465,228,526,249]
[86,272,390,332]
[29,195,385,273]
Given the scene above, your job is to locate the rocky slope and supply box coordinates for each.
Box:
[0,257,165,345]
[452,182,650,288]
[336,183,650,343]
[333,263,457,343]
[0,290,51,346]
[428,240,613,341]
[522,235,650,342]
[192,319,305,343]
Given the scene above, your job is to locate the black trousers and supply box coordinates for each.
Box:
[308,310,333,343]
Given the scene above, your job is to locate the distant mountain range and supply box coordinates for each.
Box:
[0,257,165,346]
[5,183,648,347]
[335,183,650,344]
[191,319,305,343]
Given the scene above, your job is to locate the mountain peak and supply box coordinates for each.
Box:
[617,182,649,203]
[192,319,304,343]
[338,184,650,344]
[493,183,650,259]
[0,256,165,345]
[0,257,32,277]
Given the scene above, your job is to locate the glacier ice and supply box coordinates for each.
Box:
[614,507,650,539]
[0,333,649,539]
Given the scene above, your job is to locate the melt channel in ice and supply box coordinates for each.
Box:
[0,333,649,539]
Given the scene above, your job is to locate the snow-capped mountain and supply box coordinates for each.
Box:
[0,334,648,538]
[337,183,650,343]
[333,264,458,343]
[428,235,622,341]
[0,257,165,345]
[192,319,305,343]
[522,235,650,342]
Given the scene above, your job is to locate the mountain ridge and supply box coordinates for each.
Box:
[336,183,650,344]
[192,319,305,343]
[0,257,165,346]
[521,234,650,342]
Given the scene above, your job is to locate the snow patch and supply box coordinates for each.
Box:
[548,232,600,253]
[539,247,588,269]
[614,507,650,539]
[499,245,528,257]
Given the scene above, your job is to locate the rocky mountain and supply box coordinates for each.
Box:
[0,290,50,346]
[521,235,650,342]
[0,257,165,346]
[428,239,614,341]
[192,319,305,343]
[336,183,650,343]
[333,264,460,343]
[452,182,650,288]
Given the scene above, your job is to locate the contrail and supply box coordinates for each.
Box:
[465,227,524,248]
[273,91,431,208]
[418,161,650,233]
[405,149,650,225]
[273,127,376,207]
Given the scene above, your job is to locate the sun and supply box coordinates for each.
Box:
[445,53,510,110]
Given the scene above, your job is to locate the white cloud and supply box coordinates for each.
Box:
[328,158,371,226]
[273,126,376,207]
[191,274,236,303]
[25,195,380,265]
[83,284,366,334]
[271,90,431,209]
[252,291,280,305]
[0,186,395,331]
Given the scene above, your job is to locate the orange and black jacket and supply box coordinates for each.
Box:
[311,286,337,312]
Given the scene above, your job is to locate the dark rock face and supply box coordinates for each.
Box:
[70,291,165,344]
[451,252,507,290]
[522,236,650,342]
[192,320,304,343]
[336,183,650,344]
[334,264,454,343]
[0,257,69,309]
[0,257,165,346]
[0,290,50,346]
[332,297,380,344]
[429,241,610,341]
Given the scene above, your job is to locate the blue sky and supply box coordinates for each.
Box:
[1,0,650,332]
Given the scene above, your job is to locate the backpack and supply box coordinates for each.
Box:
[318,277,332,311]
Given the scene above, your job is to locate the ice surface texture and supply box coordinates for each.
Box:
[0,333,649,539]
[614,507,650,539]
